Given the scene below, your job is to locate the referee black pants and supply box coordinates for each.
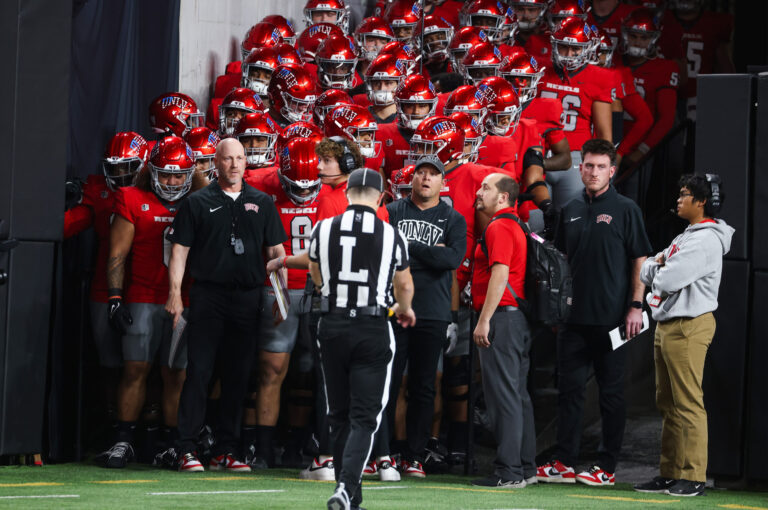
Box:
[318,314,394,506]
[177,283,263,457]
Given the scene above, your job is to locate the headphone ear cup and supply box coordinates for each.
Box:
[342,153,356,174]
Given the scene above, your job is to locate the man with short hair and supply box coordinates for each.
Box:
[470,173,535,489]
[538,138,652,486]
[635,174,733,497]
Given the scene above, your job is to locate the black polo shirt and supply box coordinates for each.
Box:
[554,186,652,327]
[168,181,286,287]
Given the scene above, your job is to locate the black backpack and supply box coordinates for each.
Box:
[479,213,572,326]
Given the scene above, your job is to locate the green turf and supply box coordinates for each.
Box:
[0,464,766,509]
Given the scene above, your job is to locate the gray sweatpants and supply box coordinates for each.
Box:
[546,150,584,211]
[478,309,536,481]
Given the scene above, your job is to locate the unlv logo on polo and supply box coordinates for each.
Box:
[596,214,613,224]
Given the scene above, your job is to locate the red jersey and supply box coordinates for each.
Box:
[430,0,463,29]
[471,206,527,311]
[435,92,451,117]
[273,191,318,289]
[244,166,281,197]
[441,162,494,239]
[316,180,389,222]
[587,4,638,48]
[626,57,680,150]
[378,122,413,181]
[522,97,566,151]
[476,119,541,181]
[63,175,118,303]
[353,93,372,108]
[522,32,553,71]
[538,64,613,151]
[214,71,241,99]
[658,10,733,102]
[114,187,186,305]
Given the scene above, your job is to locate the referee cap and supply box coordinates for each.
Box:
[347,168,383,193]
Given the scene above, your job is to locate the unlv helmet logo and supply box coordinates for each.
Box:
[275,67,298,88]
[431,120,457,136]
[161,95,189,109]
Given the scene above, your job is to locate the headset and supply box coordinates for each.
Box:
[330,136,358,174]
[704,173,723,216]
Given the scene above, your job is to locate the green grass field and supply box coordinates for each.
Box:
[0,464,766,509]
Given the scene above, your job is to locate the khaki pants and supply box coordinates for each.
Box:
[654,313,716,482]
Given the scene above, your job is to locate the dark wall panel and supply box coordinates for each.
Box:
[747,271,768,480]
[752,75,768,269]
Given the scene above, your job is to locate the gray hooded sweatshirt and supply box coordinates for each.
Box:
[640,219,734,322]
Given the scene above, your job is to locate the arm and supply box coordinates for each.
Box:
[391,267,416,327]
[625,256,647,338]
[165,243,191,328]
[407,213,467,270]
[543,136,572,172]
[63,204,94,239]
[472,263,509,348]
[639,252,664,287]
[617,93,653,157]
[309,260,323,288]
[714,41,735,74]
[266,242,288,282]
[652,235,714,294]
[267,250,310,272]
[107,215,135,293]
[592,100,613,143]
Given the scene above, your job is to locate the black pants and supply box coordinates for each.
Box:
[177,283,263,456]
[555,324,626,473]
[389,319,447,463]
[318,314,393,507]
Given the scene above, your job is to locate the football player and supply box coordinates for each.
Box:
[217,88,265,137]
[358,53,405,123]
[232,112,281,183]
[267,64,319,129]
[315,33,362,91]
[413,15,455,76]
[510,0,554,70]
[148,92,205,142]
[325,103,385,173]
[354,16,396,77]
[587,0,639,47]
[184,127,221,183]
[385,0,423,43]
[304,0,351,33]
[313,88,354,129]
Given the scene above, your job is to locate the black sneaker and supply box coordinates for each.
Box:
[153,447,180,470]
[471,475,526,489]
[100,441,134,468]
[666,479,705,497]
[634,476,676,493]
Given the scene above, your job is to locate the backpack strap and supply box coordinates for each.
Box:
[477,212,527,303]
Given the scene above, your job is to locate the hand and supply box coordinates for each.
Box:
[390,303,416,328]
[625,307,644,339]
[108,297,133,334]
[626,149,644,167]
[473,319,491,348]
[272,299,285,326]
[445,322,458,354]
[655,253,666,266]
[266,256,284,273]
[164,293,185,329]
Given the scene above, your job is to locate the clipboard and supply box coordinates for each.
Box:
[269,270,291,321]
[609,311,650,350]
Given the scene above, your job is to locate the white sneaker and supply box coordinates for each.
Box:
[377,457,401,482]
[327,482,351,510]
[300,456,335,481]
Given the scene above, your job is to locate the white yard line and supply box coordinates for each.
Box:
[0,494,80,500]
[148,489,285,496]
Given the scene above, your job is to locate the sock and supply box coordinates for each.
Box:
[447,421,467,453]
[241,426,257,454]
[115,421,137,444]
[255,425,276,466]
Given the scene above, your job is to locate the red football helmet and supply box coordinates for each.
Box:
[389,164,415,199]
[621,8,663,59]
[385,0,423,42]
[449,112,482,163]
[478,76,522,136]
[102,132,149,190]
[315,34,359,90]
[219,88,265,136]
[591,27,615,67]
[354,17,395,61]
[324,104,381,158]
[148,136,196,202]
[313,88,354,128]
[407,116,465,164]
[459,0,515,43]
[261,15,297,45]
[499,50,545,104]
[443,85,489,132]
[413,15,455,64]
[547,0,590,31]
[242,47,280,97]
[276,122,325,155]
[395,75,438,130]
[184,127,220,178]
[378,40,419,75]
[365,53,406,106]
[297,22,346,63]
[275,43,303,66]
[149,92,205,137]
[551,16,597,71]
[268,64,319,123]
[449,26,489,70]
[670,0,702,14]
[510,0,549,30]
[460,41,504,85]
[279,137,322,205]
[304,0,351,33]
[233,112,280,168]
[241,22,284,61]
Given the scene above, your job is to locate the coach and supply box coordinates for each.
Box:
[165,138,287,471]
[309,168,415,510]
[538,139,652,486]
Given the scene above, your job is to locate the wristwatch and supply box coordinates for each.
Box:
[630,301,643,309]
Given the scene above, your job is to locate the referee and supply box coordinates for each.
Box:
[165,138,287,471]
[308,168,416,510]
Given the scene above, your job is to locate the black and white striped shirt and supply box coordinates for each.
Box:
[309,204,409,308]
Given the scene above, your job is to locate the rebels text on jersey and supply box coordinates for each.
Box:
[114,186,187,305]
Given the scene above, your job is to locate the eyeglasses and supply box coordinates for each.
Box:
[678,192,693,199]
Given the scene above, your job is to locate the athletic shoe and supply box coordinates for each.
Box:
[100,441,134,469]
[363,460,378,476]
[666,479,706,497]
[471,475,527,489]
[153,447,180,470]
[525,475,538,485]
[401,460,426,478]
[536,459,576,483]
[327,482,351,510]
[300,456,335,481]
[281,443,304,469]
[178,452,204,472]
[210,453,251,472]
[576,465,615,486]
[634,476,677,493]
[377,458,401,481]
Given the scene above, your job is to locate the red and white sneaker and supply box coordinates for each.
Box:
[536,459,576,483]
[377,457,401,481]
[400,459,426,478]
[576,465,615,486]
[178,453,204,472]
[363,459,378,476]
[299,456,335,481]
[209,453,251,472]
